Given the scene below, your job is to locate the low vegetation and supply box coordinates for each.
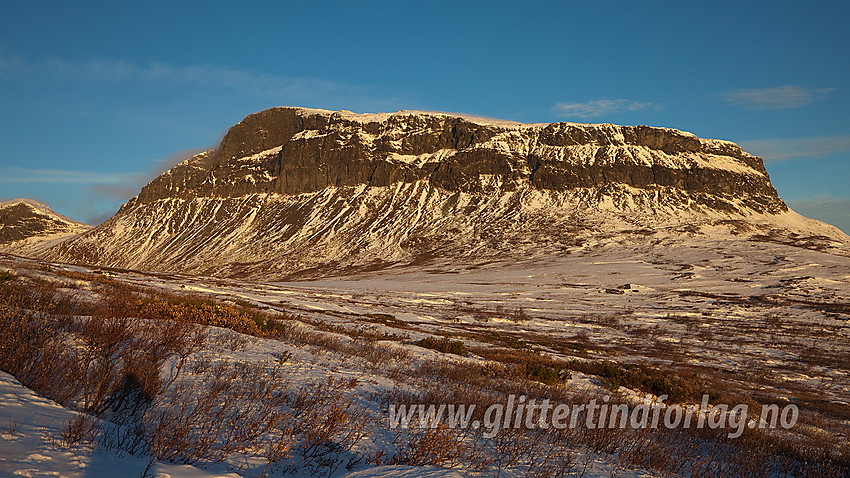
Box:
[415,336,469,356]
[1,259,848,477]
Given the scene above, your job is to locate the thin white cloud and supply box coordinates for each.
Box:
[91,148,207,200]
[787,198,850,234]
[739,135,850,162]
[719,85,834,110]
[0,148,207,198]
[0,167,141,184]
[553,99,656,118]
[0,52,404,108]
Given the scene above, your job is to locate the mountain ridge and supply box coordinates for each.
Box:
[25,107,849,279]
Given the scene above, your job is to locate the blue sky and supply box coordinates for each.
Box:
[1,1,848,231]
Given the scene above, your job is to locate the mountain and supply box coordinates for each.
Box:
[38,107,848,279]
[0,199,91,254]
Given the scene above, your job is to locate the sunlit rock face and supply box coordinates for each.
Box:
[44,107,845,280]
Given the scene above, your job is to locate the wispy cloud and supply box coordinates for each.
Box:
[0,54,338,98]
[0,51,402,108]
[739,135,850,162]
[719,85,834,110]
[787,198,850,234]
[91,148,206,199]
[0,150,208,224]
[0,167,141,184]
[553,99,656,118]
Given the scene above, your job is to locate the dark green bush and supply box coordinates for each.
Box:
[569,360,698,403]
[524,361,570,384]
[415,336,468,356]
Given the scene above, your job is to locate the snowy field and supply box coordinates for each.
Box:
[83,233,850,411]
[1,230,849,477]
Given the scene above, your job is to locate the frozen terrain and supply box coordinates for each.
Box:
[1,253,669,478]
[2,108,849,476]
[2,215,849,476]
[48,226,848,415]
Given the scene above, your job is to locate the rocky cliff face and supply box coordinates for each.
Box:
[130,107,784,213]
[41,107,842,279]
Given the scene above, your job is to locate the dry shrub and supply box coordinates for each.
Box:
[137,296,264,336]
[60,412,99,448]
[415,336,468,356]
[350,339,410,371]
[484,428,577,478]
[392,425,473,468]
[1,271,210,415]
[64,314,208,414]
[381,383,577,476]
[4,415,20,436]
[142,359,291,466]
[208,328,256,351]
[471,347,571,385]
[566,359,703,403]
[272,320,347,352]
[4,264,849,477]
[0,279,80,404]
[290,377,374,473]
[385,353,850,478]
[74,315,136,411]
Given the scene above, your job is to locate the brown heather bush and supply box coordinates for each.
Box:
[0,278,81,405]
[484,428,577,478]
[381,351,850,478]
[382,384,577,477]
[137,296,265,336]
[140,359,292,466]
[567,360,704,403]
[0,265,382,473]
[59,412,100,448]
[471,347,572,385]
[391,425,476,469]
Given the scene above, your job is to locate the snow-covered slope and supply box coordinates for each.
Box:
[0,371,242,478]
[39,107,849,279]
[0,199,91,255]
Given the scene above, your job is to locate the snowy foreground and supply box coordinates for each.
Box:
[1,231,849,476]
[0,369,478,478]
[2,367,468,478]
[0,369,635,478]
[0,370,239,478]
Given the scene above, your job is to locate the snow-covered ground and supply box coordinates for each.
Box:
[1,228,848,476]
[0,371,242,478]
[1,253,668,477]
[63,230,848,408]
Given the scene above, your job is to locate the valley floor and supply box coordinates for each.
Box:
[1,232,848,477]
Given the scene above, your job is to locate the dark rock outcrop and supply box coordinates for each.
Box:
[131,107,785,215]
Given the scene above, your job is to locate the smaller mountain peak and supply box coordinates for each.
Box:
[0,198,88,226]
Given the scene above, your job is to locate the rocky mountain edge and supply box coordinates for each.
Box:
[0,199,90,251]
[37,107,849,279]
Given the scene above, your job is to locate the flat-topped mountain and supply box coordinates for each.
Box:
[132,107,784,212]
[37,107,848,278]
